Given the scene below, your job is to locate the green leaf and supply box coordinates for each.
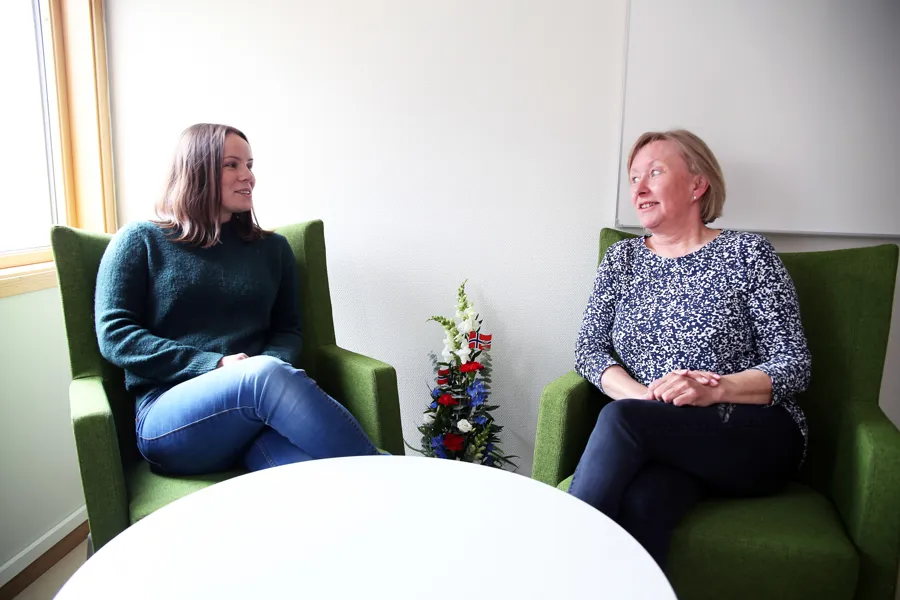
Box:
[403,439,426,455]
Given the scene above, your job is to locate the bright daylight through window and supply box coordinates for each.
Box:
[3,0,64,256]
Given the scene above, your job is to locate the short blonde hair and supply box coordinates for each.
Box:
[627,129,726,224]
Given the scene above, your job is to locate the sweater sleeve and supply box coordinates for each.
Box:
[744,236,812,405]
[94,225,223,384]
[260,237,303,365]
[575,242,625,394]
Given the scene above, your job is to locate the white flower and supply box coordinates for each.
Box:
[465,307,477,320]
[458,319,475,335]
[423,412,435,425]
[457,419,473,433]
[441,346,453,362]
[444,332,458,351]
[456,346,471,364]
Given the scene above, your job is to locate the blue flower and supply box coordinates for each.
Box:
[429,399,438,409]
[467,380,488,407]
[431,387,441,399]
[485,442,494,454]
[430,435,448,458]
[474,415,488,426]
[484,455,494,467]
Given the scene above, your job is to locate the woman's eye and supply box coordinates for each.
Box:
[247,164,253,171]
[631,176,640,184]
[225,162,237,169]
[650,168,661,176]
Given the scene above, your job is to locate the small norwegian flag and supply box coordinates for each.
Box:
[468,331,492,350]
[437,367,450,385]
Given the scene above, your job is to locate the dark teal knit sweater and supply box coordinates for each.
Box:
[94,220,302,402]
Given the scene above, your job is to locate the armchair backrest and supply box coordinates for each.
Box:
[597,228,899,493]
[50,220,337,463]
[272,221,338,371]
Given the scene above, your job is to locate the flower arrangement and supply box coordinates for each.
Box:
[407,281,517,469]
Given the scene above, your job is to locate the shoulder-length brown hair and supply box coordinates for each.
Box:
[155,123,268,247]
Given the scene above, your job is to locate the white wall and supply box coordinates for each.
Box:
[103,0,900,481]
[0,288,85,587]
[105,0,629,474]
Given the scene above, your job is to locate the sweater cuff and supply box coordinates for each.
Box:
[191,351,224,375]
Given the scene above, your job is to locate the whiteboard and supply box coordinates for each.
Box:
[616,0,900,237]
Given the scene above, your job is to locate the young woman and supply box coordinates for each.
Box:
[95,123,382,474]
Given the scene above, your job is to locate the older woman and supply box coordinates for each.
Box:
[570,130,810,569]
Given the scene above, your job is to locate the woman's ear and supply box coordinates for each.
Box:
[692,175,709,202]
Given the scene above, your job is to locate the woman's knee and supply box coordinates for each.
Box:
[596,399,649,431]
[234,355,294,381]
[226,356,305,403]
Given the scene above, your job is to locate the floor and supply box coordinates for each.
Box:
[13,540,88,600]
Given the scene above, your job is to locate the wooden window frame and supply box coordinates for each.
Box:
[0,0,117,298]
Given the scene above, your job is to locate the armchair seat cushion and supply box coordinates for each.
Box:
[558,476,859,599]
[127,461,245,523]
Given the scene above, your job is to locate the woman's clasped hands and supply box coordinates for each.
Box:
[641,369,723,407]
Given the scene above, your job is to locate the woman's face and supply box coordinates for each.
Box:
[220,133,255,222]
[628,140,705,231]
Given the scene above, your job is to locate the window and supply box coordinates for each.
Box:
[3,0,65,258]
[0,0,117,298]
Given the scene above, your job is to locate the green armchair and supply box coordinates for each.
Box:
[51,220,404,553]
[532,228,900,600]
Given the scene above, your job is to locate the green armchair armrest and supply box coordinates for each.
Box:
[532,371,611,487]
[315,344,404,455]
[829,401,900,600]
[70,376,130,550]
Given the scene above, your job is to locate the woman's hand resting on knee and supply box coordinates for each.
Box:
[217,353,249,368]
[642,369,722,406]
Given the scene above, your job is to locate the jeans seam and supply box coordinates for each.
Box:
[137,406,257,441]
[256,437,277,468]
[136,442,163,468]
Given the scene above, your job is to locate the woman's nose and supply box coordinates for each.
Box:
[633,177,649,195]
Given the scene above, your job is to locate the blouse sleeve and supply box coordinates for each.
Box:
[744,237,811,405]
[575,242,626,394]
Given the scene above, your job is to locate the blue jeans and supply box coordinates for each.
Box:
[569,399,803,570]
[135,356,380,474]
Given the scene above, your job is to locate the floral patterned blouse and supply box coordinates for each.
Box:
[575,230,810,456]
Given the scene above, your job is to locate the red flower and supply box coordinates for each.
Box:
[460,362,484,373]
[437,393,458,406]
[443,433,465,452]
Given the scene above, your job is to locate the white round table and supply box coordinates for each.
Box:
[56,456,675,599]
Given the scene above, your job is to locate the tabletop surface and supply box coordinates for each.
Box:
[56,456,676,599]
